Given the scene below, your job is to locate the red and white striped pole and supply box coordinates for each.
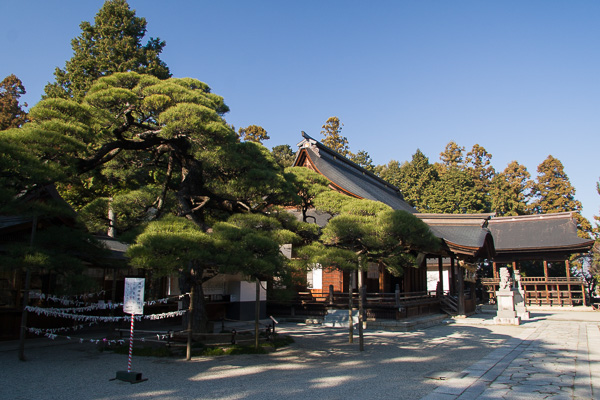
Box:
[115,278,145,383]
[127,314,134,373]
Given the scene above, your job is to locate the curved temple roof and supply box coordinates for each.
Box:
[292,133,592,263]
[416,214,496,260]
[294,132,417,213]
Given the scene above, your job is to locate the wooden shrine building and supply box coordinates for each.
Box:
[288,132,595,320]
[483,213,595,306]
[291,133,497,317]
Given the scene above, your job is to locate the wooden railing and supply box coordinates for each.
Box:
[480,277,586,306]
[267,290,440,320]
[481,277,584,284]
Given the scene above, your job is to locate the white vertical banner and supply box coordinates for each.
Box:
[123,278,145,315]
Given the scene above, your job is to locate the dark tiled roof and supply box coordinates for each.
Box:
[488,213,594,255]
[295,133,417,213]
[428,225,491,250]
[416,213,495,259]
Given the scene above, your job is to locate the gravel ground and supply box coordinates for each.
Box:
[0,314,582,400]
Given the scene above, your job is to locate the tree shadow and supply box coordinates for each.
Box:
[0,316,594,400]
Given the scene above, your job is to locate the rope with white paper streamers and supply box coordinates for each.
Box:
[25,306,187,322]
[25,326,177,345]
[39,293,190,308]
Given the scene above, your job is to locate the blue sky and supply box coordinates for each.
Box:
[2,1,599,224]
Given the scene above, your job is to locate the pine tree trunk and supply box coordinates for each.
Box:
[186,285,194,361]
[255,280,260,349]
[179,270,209,334]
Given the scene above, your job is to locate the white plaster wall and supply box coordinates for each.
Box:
[228,280,267,302]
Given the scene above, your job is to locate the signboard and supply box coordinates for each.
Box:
[123,278,145,315]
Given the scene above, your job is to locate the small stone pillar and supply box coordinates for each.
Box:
[494,267,521,325]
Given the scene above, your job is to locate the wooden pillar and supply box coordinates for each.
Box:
[379,264,385,293]
[512,261,518,272]
[449,258,456,295]
[328,284,334,305]
[421,258,427,293]
[438,256,444,296]
[566,259,572,305]
[492,262,498,279]
[544,260,550,305]
[457,265,465,316]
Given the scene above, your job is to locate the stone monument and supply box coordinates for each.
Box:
[512,270,530,320]
[494,267,521,325]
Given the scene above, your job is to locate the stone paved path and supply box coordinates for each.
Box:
[1,310,598,399]
[422,317,600,399]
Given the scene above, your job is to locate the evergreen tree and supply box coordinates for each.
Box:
[284,167,331,222]
[531,155,591,235]
[44,0,170,100]
[271,144,296,169]
[320,116,350,157]
[395,149,439,211]
[349,150,375,173]
[306,194,440,274]
[375,160,402,187]
[128,213,301,333]
[0,74,28,130]
[425,167,487,214]
[238,125,270,143]
[439,141,466,170]
[465,144,495,211]
[490,161,532,216]
[0,130,61,207]
[21,72,292,331]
